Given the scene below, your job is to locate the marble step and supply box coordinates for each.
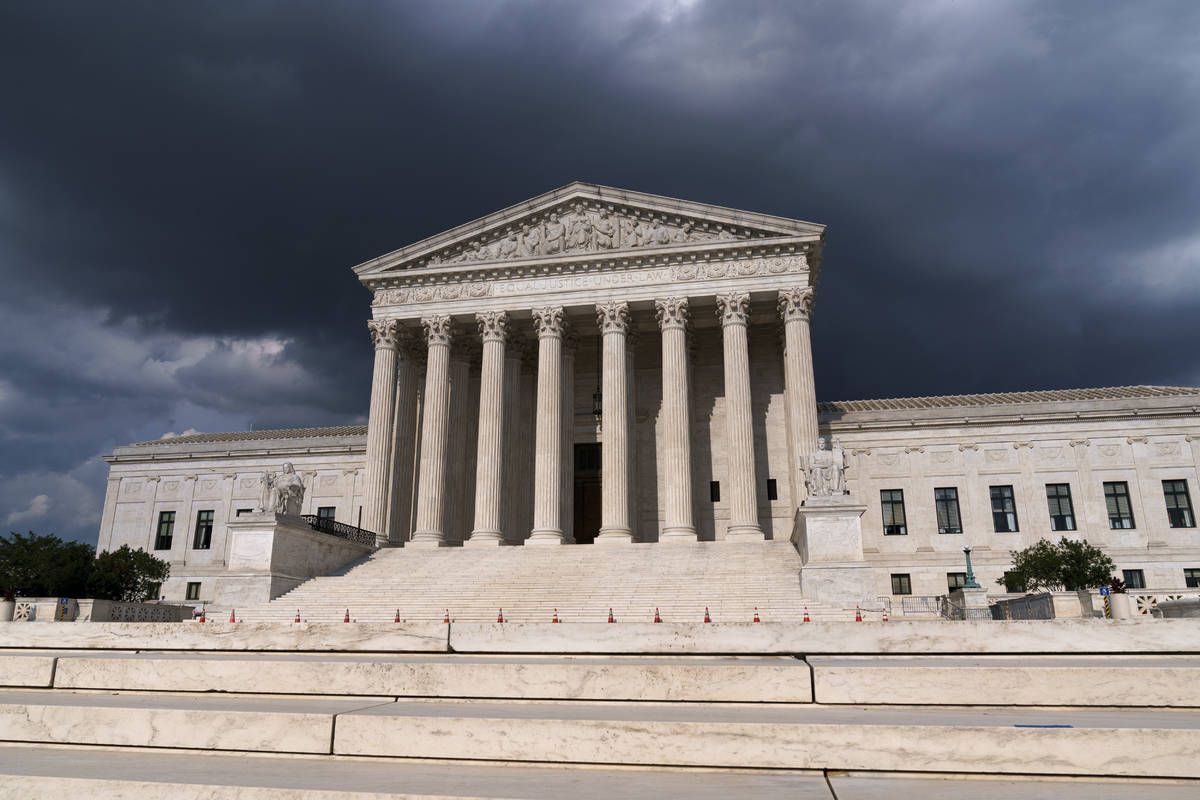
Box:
[0,744,837,799]
[809,655,1200,707]
[335,699,1200,777]
[38,652,812,703]
[2,690,1197,776]
[4,745,1197,800]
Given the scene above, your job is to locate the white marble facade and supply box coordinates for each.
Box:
[97,183,1200,604]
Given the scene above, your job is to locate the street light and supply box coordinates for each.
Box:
[962,545,981,589]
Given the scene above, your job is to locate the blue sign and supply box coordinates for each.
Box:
[1099,587,1110,596]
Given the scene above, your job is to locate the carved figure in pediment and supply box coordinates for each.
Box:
[566,212,593,250]
[647,220,672,246]
[544,213,565,254]
[633,219,651,246]
[618,216,637,248]
[672,222,694,242]
[594,210,616,249]
[473,240,497,261]
[498,232,519,259]
[520,224,541,257]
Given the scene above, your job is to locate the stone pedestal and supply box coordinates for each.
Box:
[949,586,991,613]
[225,512,374,605]
[792,497,874,605]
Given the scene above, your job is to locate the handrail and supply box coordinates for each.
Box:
[300,515,377,548]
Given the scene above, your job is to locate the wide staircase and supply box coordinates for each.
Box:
[213,539,850,624]
[0,619,1197,797]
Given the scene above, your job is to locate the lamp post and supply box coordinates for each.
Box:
[962,545,981,589]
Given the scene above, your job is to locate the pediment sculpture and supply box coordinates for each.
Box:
[428,202,748,267]
[257,462,306,516]
[804,437,848,497]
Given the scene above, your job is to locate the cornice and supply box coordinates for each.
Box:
[823,406,1200,434]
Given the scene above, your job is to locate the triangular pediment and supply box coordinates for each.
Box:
[354,182,824,280]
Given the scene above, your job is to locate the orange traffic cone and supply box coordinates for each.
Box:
[229,609,236,623]
[497,608,504,623]
[654,607,662,623]
[294,609,300,623]
[704,607,711,623]
[803,606,810,623]
[753,607,760,623]
[344,609,350,623]
[608,608,615,623]
[552,608,560,623]
[443,609,450,623]
[882,608,889,622]
[394,609,400,623]
[855,606,862,622]
[199,606,206,623]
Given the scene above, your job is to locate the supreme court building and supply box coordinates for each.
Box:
[97,183,1200,606]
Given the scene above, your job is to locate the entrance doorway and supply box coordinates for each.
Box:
[573,443,601,544]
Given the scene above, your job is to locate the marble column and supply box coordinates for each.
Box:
[560,332,577,544]
[779,287,819,508]
[655,297,697,541]
[529,306,566,545]
[596,301,633,543]
[385,338,421,544]
[500,338,526,544]
[468,312,508,545]
[363,319,401,542]
[410,315,453,547]
[716,292,764,539]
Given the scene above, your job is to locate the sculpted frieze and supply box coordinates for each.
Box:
[429,201,747,267]
[372,254,809,307]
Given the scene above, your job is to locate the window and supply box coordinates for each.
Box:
[766,478,778,501]
[1122,569,1146,590]
[235,508,253,517]
[890,573,912,595]
[1185,569,1200,589]
[192,510,214,550]
[934,488,962,534]
[709,481,720,502]
[947,572,967,591]
[881,489,907,535]
[1045,484,1076,531]
[990,485,1019,532]
[154,511,175,550]
[146,582,162,600]
[1163,480,1195,528]
[185,582,201,601]
[317,506,336,522]
[1104,482,1136,529]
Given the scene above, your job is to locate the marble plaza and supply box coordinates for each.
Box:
[94,183,1200,611]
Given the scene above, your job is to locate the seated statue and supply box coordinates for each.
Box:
[257,462,306,516]
[804,437,847,497]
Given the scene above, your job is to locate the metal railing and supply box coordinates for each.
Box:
[937,595,995,621]
[990,592,1055,620]
[300,515,378,548]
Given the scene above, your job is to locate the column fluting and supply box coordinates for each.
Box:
[385,334,421,544]
[468,311,508,545]
[655,298,697,541]
[410,315,454,547]
[716,292,764,539]
[560,332,577,544]
[363,319,400,542]
[596,301,633,543]
[529,307,566,545]
[779,287,819,508]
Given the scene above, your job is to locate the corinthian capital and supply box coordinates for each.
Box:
[421,315,454,347]
[654,297,690,331]
[531,306,567,338]
[367,319,402,350]
[475,311,509,343]
[778,287,815,322]
[715,292,750,327]
[596,301,631,335]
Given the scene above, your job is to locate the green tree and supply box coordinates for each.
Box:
[87,545,170,602]
[999,537,1115,593]
[0,532,94,597]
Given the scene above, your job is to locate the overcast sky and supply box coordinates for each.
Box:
[2,1,1198,543]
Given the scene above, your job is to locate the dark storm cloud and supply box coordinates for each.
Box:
[1,0,1198,541]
